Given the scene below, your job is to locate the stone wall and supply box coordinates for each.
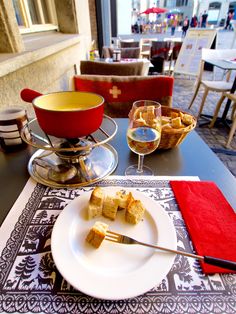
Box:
[88,0,98,48]
[0,0,93,116]
[0,0,24,52]
[0,43,83,118]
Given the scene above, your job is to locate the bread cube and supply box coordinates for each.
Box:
[162,123,172,129]
[88,203,103,220]
[116,190,134,210]
[88,187,104,219]
[170,112,179,119]
[171,117,184,129]
[86,221,109,248]
[125,200,146,224]
[180,112,194,125]
[161,116,171,125]
[102,196,119,220]
[90,187,104,206]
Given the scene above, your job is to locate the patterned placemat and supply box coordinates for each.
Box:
[0,176,235,314]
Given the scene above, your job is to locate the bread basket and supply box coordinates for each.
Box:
[159,106,197,149]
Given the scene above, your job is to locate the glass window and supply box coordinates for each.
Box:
[27,0,40,24]
[176,0,185,7]
[209,2,221,10]
[166,0,175,7]
[12,0,58,33]
[41,0,50,23]
[12,0,24,26]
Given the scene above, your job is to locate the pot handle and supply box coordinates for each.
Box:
[20,88,42,103]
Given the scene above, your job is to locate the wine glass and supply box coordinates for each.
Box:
[125,100,162,176]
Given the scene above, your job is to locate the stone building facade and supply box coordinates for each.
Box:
[0,0,96,116]
[196,0,236,25]
[131,0,236,26]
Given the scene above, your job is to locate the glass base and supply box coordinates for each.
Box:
[125,164,154,176]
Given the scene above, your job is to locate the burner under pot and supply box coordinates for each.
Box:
[55,138,93,163]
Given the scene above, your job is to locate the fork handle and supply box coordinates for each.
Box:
[204,256,236,271]
[137,241,236,271]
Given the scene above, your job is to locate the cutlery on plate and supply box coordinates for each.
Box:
[105,230,236,271]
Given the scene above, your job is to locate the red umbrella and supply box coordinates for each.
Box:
[139,7,167,15]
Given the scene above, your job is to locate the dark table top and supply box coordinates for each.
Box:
[0,118,235,226]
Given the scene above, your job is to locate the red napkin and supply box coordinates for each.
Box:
[170,180,236,274]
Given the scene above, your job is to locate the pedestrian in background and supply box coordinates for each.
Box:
[225,11,234,30]
[201,10,208,28]
[163,18,168,33]
[170,15,178,36]
[182,16,189,37]
[190,15,198,28]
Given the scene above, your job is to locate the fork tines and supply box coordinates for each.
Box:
[105,230,120,243]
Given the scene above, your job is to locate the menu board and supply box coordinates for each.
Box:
[174,29,217,76]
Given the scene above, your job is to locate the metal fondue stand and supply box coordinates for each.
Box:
[21,115,118,188]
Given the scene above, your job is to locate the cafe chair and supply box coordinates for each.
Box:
[149,41,172,75]
[120,40,140,48]
[209,92,236,148]
[102,46,141,59]
[80,60,146,76]
[139,38,154,59]
[188,48,235,119]
[168,41,183,74]
[73,75,174,117]
[121,47,141,59]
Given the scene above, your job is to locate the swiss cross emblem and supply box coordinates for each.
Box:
[109,85,121,99]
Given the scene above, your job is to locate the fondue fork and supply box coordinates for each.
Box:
[105,230,236,271]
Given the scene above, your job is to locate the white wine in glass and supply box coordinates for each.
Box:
[125,100,162,176]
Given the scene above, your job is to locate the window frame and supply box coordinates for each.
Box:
[13,0,58,34]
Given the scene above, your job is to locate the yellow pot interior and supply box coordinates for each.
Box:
[34,92,103,111]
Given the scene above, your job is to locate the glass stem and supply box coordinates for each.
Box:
[137,154,144,174]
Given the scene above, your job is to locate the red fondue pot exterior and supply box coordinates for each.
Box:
[32,91,104,138]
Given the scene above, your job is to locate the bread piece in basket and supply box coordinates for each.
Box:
[159,106,196,149]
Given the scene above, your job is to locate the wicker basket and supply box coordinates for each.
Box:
[159,106,197,149]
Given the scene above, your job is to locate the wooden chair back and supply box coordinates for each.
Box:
[102,46,141,59]
[150,41,171,60]
[120,41,140,48]
[80,60,145,76]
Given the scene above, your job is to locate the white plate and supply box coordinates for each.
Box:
[51,187,177,300]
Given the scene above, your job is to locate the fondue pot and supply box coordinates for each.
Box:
[21,89,104,139]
